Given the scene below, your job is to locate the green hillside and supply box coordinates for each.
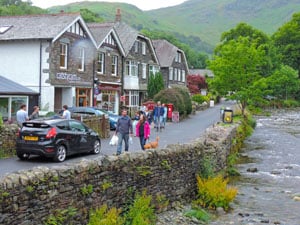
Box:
[148,0,300,45]
[48,0,300,52]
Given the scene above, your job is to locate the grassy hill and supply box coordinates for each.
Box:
[48,0,300,53]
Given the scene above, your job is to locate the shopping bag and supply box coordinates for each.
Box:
[109,135,118,146]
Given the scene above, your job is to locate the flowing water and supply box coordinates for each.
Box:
[211,110,300,225]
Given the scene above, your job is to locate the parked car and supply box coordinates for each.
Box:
[69,107,119,130]
[93,108,119,130]
[16,118,101,162]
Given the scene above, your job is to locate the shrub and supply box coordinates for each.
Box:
[283,99,300,108]
[154,86,192,116]
[88,204,124,225]
[184,207,211,223]
[193,174,237,211]
[192,94,209,104]
[124,190,156,225]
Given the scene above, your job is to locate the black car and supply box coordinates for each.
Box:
[16,118,101,162]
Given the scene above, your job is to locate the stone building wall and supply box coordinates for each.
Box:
[0,123,238,225]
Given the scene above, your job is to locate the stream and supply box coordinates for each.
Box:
[211,109,300,225]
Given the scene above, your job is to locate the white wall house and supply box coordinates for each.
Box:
[0,13,97,114]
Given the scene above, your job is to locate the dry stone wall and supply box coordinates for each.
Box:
[0,123,238,225]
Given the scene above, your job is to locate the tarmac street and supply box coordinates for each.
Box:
[0,101,234,178]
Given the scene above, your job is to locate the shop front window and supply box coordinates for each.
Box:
[0,97,9,121]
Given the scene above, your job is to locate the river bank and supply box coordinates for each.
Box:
[157,109,300,225]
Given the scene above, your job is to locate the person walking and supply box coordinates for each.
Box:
[29,106,39,120]
[162,103,167,128]
[115,109,133,155]
[61,105,71,119]
[153,101,165,132]
[16,104,29,127]
[135,113,151,150]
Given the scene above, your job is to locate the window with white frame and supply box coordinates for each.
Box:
[149,65,159,76]
[142,63,147,79]
[125,60,138,76]
[60,43,68,69]
[111,55,118,76]
[175,52,182,63]
[142,41,146,55]
[129,91,139,106]
[169,67,173,80]
[182,69,186,82]
[97,52,105,74]
[78,47,85,71]
[134,41,139,53]
[178,69,181,81]
[174,68,178,81]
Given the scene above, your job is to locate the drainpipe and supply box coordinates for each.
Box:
[39,40,42,106]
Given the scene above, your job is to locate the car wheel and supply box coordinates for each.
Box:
[53,145,67,162]
[92,139,101,154]
[17,153,30,160]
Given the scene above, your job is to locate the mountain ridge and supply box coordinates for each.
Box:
[48,0,300,52]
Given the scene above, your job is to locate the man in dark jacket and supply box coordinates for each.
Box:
[153,101,165,131]
[115,109,133,155]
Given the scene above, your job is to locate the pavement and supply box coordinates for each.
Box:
[100,101,230,156]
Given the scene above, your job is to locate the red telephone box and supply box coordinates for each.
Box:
[166,103,174,119]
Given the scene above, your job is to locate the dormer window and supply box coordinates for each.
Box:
[175,52,182,63]
[0,25,12,34]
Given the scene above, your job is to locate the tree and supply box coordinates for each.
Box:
[80,8,104,23]
[217,22,278,77]
[208,36,266,116]
[187,75,207,95]
[272,12,300,76]
[266,65,300,100]
[147,72,164,99]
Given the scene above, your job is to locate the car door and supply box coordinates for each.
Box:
[55,120,78,154]
[69,120,91,152]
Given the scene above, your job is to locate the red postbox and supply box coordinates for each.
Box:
[166,103,173,119]
[142,100,155,111]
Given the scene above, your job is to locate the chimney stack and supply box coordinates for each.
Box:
[115,8,121,22]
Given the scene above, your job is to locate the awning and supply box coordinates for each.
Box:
[0,75,38,95]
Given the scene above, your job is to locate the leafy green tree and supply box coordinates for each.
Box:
[80,8,104,23]
[208,36,266,116]
[147,72,164,99]
[0,0,46,15]
[217,22,278,77]
[272,12,300,76]
[266,65,300,100]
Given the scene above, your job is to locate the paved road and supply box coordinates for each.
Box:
[0,101,232,179]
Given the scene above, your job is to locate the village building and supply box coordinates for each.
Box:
[152,39,189,88]
[0,12,97,117]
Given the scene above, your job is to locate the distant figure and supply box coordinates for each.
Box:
[153,101,165,131]
[135,113,151,150]
[29,106,39,120]
[145,107,153,125]
[162,103,167,128]
[61,105,71,119]
[115,109,133,155]
[16,104,29,127]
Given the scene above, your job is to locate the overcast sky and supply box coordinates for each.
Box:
[29,0,187,11]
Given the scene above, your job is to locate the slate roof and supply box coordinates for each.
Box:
[87,22,125,56]
[189,69,214,78]
[0,12,96,46]
[113,21,139,56]
[0,75,38,95]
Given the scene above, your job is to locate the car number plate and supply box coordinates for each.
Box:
[24,136,38,141]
